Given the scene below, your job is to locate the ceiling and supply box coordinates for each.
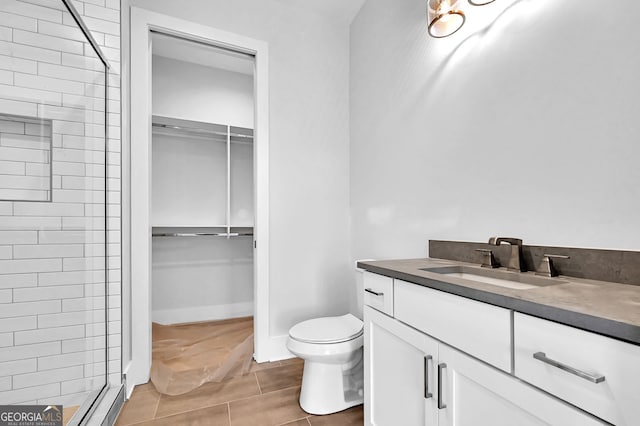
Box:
[285,0,367,24]
[151,1,367,74]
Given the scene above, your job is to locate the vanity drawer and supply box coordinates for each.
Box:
[514,313,640,425]
[363,272,394,316]
[394,280,512,372]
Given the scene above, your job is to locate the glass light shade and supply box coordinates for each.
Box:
[428,0,466,38]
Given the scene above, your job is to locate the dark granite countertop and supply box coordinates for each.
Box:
[357,258,640,346]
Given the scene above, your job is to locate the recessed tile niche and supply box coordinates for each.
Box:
[0,113,52,202]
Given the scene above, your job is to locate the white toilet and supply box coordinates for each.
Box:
[286,313,364,415]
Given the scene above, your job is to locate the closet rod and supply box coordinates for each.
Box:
[152,122,253,139]
[152,232,253,237]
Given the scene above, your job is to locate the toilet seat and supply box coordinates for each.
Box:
[289,314,363,344]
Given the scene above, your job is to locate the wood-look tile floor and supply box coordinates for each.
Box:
[116,359,363,426]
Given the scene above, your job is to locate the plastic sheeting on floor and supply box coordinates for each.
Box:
[150,317,254,395]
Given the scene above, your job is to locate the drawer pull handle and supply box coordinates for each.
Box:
[437,363,447,409]
[365,288,384,296]
[533,352,605,384]
[424,355,433,399]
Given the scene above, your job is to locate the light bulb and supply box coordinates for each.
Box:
[427,0,465,38]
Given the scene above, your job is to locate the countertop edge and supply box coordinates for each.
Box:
[358,261,640,346]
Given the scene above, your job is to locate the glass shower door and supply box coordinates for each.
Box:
[0,0,108,424]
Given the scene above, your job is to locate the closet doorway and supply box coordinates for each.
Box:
[150,33,255,324]
[129,9,270,391]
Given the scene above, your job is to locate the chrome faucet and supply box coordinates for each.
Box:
[488,237,524,272]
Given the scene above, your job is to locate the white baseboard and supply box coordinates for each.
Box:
[265,334,295,362]
[122,361,136,398]
[152,302,254,325]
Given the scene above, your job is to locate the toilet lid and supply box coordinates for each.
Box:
[289,314,363,344]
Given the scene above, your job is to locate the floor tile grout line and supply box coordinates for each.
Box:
[118,416,153,426]
[120,383,317,425]
[274,416,309,426]
[115,392,162,426]
[121,373,305,424]
[147,403,225,422]
[223,384,303,414]
[254,363,304,396]
[120,401,234,426]
[148,378,268,421]
[141,372,267,421]
[235,382,303,403]
[254,371,263,394]
[151,392,161,420]
[145,385,262,426]
[220,387,264,405]
[151,376,267,420]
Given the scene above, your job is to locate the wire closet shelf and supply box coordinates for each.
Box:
[151,115,254,239]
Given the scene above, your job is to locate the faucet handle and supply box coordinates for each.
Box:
[475,249,498,268]
[536,254,570,277]
[490,237,523,246]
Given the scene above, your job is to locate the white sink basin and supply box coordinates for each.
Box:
[421,266,566,290]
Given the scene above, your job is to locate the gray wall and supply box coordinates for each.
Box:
[350,0,640,265]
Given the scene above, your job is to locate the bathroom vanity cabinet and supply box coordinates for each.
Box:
[363,271,611,426]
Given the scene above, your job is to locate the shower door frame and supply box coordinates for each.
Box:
[61,1,111,422]
[128,8,270,394]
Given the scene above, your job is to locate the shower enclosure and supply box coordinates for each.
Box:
[0,0,110,423]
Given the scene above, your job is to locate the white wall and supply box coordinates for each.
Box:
[151,132,228,226]
[151,131,255,324]
[130,0,352,337]
[350,0,640,266]
[151,55,254,227]
[152,237,253,323]
[152,55,253,128]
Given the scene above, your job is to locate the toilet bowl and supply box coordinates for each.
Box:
[286,313,364,415]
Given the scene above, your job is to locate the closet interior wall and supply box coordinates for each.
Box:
[150,36,255,325]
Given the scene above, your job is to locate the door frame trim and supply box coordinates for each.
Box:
[128,7,270,390]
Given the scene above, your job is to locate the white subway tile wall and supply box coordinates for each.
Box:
[0,115,52,202]
[0,0,121,411]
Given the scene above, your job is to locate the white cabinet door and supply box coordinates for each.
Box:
[437,344,606,426]
[364,306,439,426]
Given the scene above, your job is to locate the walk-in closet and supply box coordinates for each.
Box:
[147,33,256,392]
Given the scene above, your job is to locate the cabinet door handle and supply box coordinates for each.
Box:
[533,352,605,384]
[437,363,447,409]
[424,355,433,399]
[364,288,384,296]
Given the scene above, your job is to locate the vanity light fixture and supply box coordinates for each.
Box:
[427,0,466,38]
[428,0,496,38]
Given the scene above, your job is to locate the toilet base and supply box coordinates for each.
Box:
[298,349,364,415]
